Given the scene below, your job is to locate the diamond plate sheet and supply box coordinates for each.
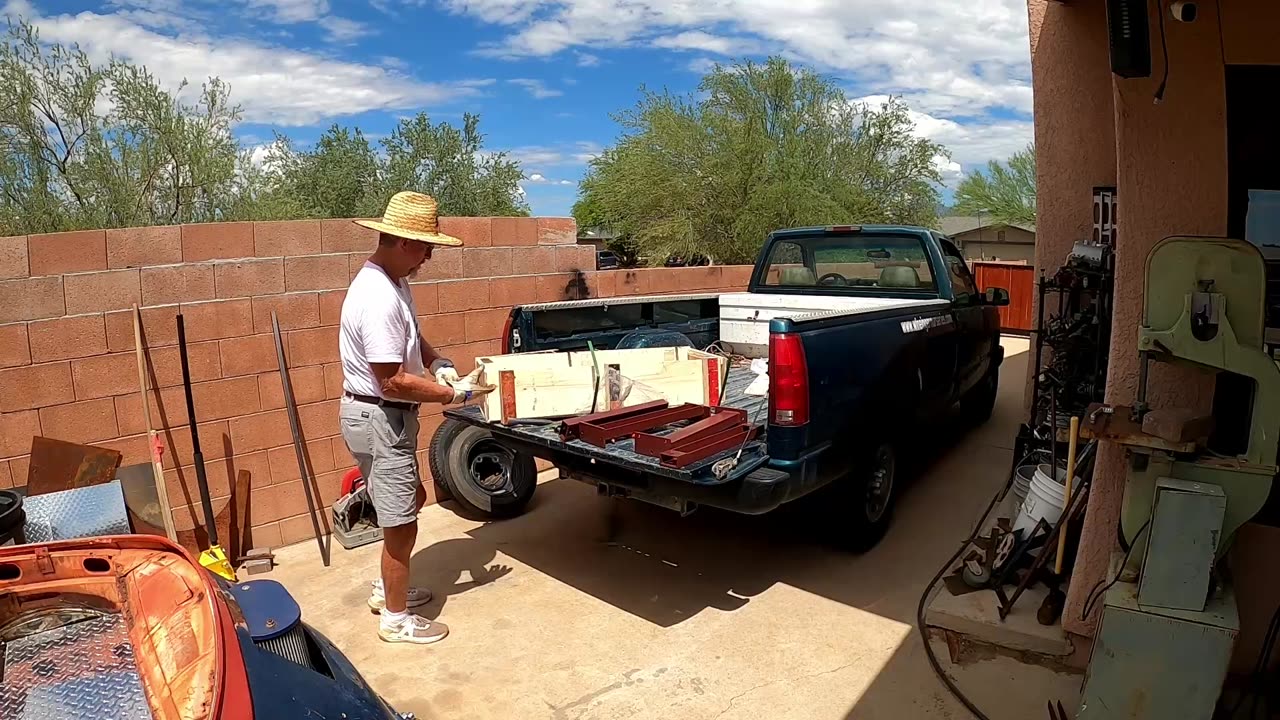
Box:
[22,481,130,544]
[0,613,154,719]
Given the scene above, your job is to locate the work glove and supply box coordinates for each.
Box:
[430,359,460,386]
[449,366,495,404]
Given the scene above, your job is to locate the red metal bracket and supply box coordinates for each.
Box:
[632,407,747,456]
[577,404,711,448]
[661,425,760,468]
[560,400,669,441]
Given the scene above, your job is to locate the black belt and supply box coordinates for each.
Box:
[344,392,418,412]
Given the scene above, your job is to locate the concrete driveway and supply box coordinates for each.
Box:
[272,338,1080,719]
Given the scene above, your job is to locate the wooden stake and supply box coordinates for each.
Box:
[133,305,177,542]
[1055,416,1080,575]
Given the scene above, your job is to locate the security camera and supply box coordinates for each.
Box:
[1171,1,1197,22]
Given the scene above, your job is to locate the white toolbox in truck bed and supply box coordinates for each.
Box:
[718,292,948,357]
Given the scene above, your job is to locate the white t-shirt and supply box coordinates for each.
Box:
[339,261,424,399]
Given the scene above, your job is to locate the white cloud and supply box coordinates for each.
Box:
[245,0,327,23]
[526,172,575,185]
[856,94,1033,184]
[445,0,1032,119]
[686,57,719,74]
[574,51,600,67]
[11,6,493,126]
[317,16,374,43]
[507,78,563,99]
[652,31,757,56]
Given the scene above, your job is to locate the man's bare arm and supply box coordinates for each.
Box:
[370,361,456,404]
[419,336,445,369]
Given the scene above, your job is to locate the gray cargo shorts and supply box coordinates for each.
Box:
[339,398,421,528]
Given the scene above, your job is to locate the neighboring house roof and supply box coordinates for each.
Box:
[937,215,1036,237]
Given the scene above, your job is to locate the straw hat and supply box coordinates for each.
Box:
[354,191,462,247]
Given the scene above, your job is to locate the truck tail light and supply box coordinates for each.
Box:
[769,333,809,426]
[501,311,516,354]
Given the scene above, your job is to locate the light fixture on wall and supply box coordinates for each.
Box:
[1170,1,1198,22]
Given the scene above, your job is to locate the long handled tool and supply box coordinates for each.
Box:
[1054,416,1080,575]
[132,305,176,542]
[176,314,235,581]
[272,311,330,566]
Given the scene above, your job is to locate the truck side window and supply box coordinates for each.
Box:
[941,240,977,304]
[763,242,812,286]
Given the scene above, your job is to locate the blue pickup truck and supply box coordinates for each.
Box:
[434,225,1008,550]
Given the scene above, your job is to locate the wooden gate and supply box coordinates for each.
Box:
[973,261,1034,333]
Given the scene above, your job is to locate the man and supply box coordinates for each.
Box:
[338,191,494,644]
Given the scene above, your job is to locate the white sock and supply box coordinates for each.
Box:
[381,608,408,627]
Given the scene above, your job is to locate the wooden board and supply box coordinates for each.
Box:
[26,437,123,496]
[1079,403,1198,454]
[476,347,726,423]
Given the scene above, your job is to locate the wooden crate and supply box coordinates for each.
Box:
[475,347,727,423]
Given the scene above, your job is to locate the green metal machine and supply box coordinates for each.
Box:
[1122,236,1279,559]
[1079,236,1279,719]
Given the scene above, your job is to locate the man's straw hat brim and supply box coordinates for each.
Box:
[354,191,463,247]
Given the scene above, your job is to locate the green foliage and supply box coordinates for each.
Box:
[0,20,252,234]
[952,144,1036,225]
[576,57,946,264]
[0,19,525,235]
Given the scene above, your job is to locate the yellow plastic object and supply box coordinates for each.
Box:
[199,545,236,581]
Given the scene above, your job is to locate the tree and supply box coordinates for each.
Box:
[259,113,529,219]
[952,144,1036,225]
[575,58,946,265]
[0,20,251,234]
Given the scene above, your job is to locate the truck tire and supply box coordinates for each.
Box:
[431,423,537,520]
[821,440,898,552]
[960,368,998,425]
[427,419,468,500]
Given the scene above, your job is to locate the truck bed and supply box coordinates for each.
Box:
[446,360,769,485]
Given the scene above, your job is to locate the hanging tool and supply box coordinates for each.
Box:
[132,304,176,542]
[176,313,235,581]
[272,311,330,567]
[1054,416,1079,575]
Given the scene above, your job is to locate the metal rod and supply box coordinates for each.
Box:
[176,314,219,549]
[272,312,330,567]
[1050,391,1058,476]
[133,305,176,542]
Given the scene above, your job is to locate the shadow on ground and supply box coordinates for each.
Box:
[424,347,1029,632]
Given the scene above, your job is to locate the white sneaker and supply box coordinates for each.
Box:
[368,579,432,613]
[378,614,449,645]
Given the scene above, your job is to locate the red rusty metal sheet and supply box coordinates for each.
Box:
[661,425,760,468]
[632,407,747,456]
[26,437,123,497]
[578,404,711,448]
[499,370,517,424]
[706,357,721,406]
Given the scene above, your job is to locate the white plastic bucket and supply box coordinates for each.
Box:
[1013,464,1076,536]
[1012,464,1036,505]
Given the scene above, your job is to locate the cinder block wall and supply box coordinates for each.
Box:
[0,217,751,550]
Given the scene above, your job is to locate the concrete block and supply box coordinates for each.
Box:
[181,222,255,262]
[0,323,30,368]
[107,226,181,268]
[0,236,28,279]
[28,230,107,275]
[438,279,490,312]
[214,258,285,299]
[0,276,65,323]
[284,254,349,292]
[492,217,538,247]
[141,263,215,305]
[489,276,537,308]
[219,334,280,377]
[317,290,345,326]
[465,308,509,343]
[424,312,466,345]
[258,365,327,410]
[178,299,255,341]
[0,362,74,412]
[286,326,340,366]
[320,218,377,253]
[537,217,577,245]
[0,410,41,458]
[251,292,321,334]
[28,314,107,363]
[37,397,119,444]
[439,216,492,248]
[64,268,141,314]
[254,220,323,258]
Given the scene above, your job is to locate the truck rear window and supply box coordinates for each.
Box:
[761,234,936,290]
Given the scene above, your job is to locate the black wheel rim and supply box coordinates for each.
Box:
[468,440,515,495]
[866,445,895,523]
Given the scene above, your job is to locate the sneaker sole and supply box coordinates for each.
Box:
[378,628,449,645]
[368,595,433,613]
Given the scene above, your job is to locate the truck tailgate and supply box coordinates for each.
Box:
[444,363,769,485]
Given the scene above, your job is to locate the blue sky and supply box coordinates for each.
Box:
[7,0,1035,217]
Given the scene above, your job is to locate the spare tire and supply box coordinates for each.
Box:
[427,419,467,500]
[430,423,537,519]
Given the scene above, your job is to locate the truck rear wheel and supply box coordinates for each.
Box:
[960,368,998,425]
[427,419,466,501]
[821,440,898,552]
[431,423,537,520]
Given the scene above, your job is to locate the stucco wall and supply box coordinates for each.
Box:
[1032,0,1280,665]
[1024,0,1118,410]
[961,241,1035,264]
